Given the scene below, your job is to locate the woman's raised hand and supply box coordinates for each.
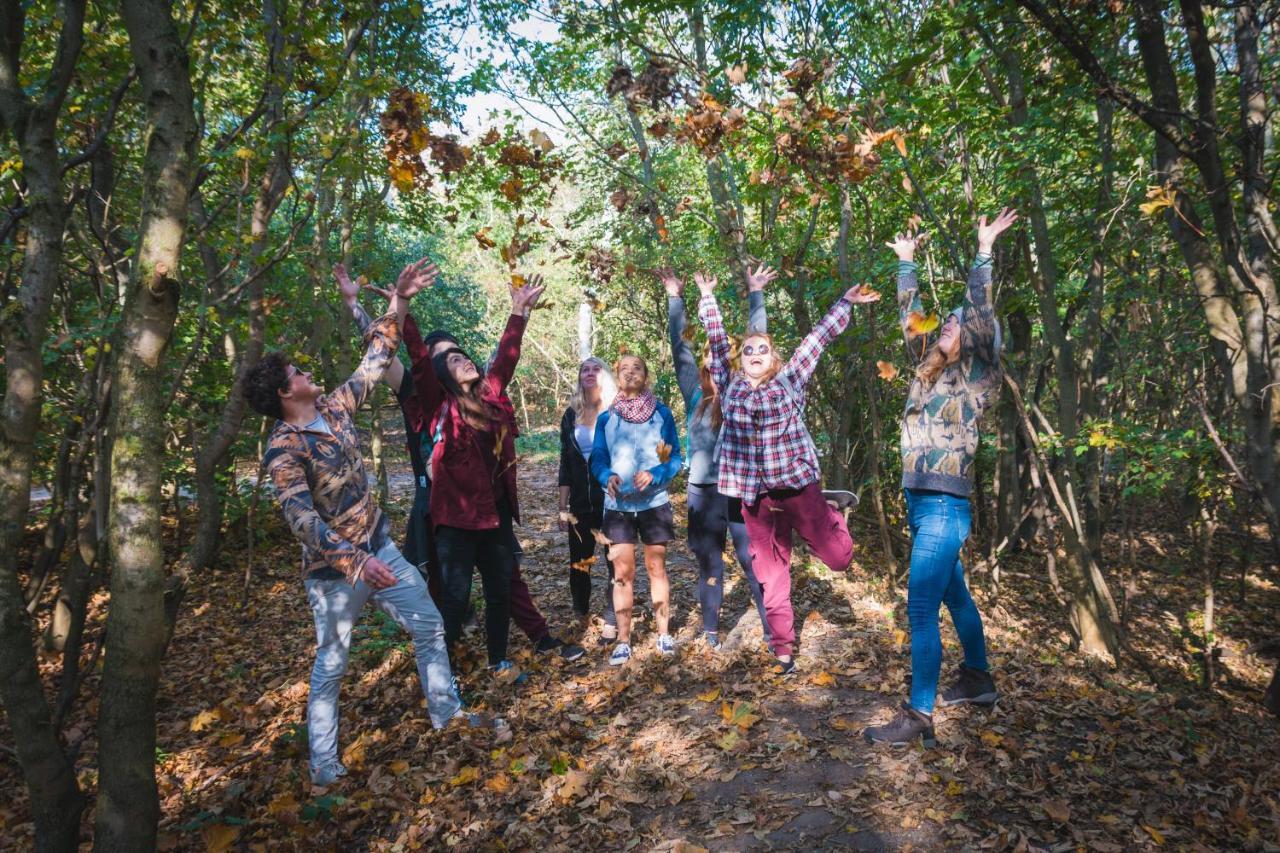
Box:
[844,284,881,304]
[395,258,440,298]
[511,273,547,314]
[656,267,684,297]
[885,230,926,262]
[693,272,717,297]
[746,263,778,293]
[977,207,1018,255]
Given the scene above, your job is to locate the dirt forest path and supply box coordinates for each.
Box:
[5,433,1278,850]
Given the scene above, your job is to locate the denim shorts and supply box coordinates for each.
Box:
[603,503,675,545]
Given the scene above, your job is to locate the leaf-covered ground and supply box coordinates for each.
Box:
[2,431,1279,851]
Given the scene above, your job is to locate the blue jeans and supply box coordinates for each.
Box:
[304,542,461,776]
[904,489,988,715]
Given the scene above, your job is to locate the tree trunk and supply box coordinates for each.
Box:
[94,0,198,847]
[0,1,89,847]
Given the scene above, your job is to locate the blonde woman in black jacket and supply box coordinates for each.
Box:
[558,357,620,637]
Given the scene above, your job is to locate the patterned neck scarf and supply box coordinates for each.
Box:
[612,390,657,424]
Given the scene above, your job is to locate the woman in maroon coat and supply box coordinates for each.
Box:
[411,276,546,675]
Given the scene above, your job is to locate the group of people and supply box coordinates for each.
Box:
[245,207,1018,785]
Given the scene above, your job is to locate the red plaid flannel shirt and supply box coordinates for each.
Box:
[698,293,852,505]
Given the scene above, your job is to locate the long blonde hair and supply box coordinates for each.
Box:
[568,357,618,424]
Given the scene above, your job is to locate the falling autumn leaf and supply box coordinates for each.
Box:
[190,707,228,732]
[591,529,613,546]
[474,228,497,250]
[726,63,747,85]
[1139,184,1177,217]
[876,360,899,381]
[655,441,672,463]
[571,557,595,573]
[530,128,555,152]
[906,311,939,337]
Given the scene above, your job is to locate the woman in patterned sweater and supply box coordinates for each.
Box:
[695,271,880,674]
[864,208,1017,748]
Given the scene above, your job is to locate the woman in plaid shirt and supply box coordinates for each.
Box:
[695,272,880,674]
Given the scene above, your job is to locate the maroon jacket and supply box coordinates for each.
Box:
[408,312,525,531]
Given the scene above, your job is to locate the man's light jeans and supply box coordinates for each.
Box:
[303,541,461,775]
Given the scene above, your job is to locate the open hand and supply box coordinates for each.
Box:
[656,267,684,297]
[746,263,778,293]
[844,284,881,304]
[395,259,440,298]
[885,231,926,262]
[334,263,360,304]
[693,272,717,297]
[977,208,1018,254]
[632,470,654,491]
[511,274,547,314]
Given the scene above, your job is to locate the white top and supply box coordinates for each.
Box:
[574,423,594,459]
[304,414,332,436]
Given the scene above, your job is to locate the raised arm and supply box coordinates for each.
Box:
[745,262,776,334]
[336,263,405,391]
[964,208,1017,368]
[783,285,880,388]
[331,311,401,415]
[886,231,927,362]
[660,268,701,405]
[694,273,732,395]
[264,448,373,583]
[485,274,544,395]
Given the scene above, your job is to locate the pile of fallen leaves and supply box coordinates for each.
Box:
[1,439,1277,850]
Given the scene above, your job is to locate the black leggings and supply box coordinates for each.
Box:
[568,510,616,626]
[435,501,514,666]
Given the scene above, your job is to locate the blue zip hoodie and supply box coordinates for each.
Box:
[590,402,684,512]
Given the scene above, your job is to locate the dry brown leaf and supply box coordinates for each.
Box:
[1042,799,1071,823]
[202,823,241,853]
[876,360,899,381]
[558,769,591,802]
[449,765,480,786]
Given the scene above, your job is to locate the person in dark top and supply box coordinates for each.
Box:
[335,266,584,664]
[557,357,618,635]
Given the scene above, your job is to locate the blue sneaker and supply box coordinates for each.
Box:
[655,634,676,656]
[703,631,722,651]
[451,675,469,708]
[489,659,528,685]
[609,643,632,666]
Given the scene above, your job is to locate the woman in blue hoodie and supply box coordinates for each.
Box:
[590,354,683,665]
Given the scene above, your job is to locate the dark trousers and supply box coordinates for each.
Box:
[567,509,616,626]
[424,505,547,644]
[435,501,514,666]
[687,482,769,637]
